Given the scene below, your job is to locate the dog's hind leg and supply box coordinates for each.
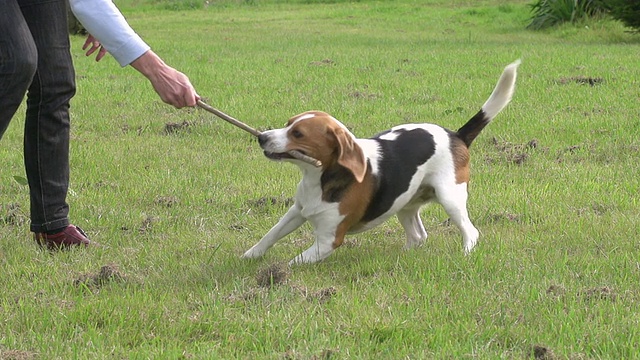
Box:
[435,183,479,254]
[397,207,428,249]
[242,205,306,259]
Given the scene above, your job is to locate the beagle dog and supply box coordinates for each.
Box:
[243,60,520,264]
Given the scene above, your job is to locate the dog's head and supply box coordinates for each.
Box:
[259,111,367,182]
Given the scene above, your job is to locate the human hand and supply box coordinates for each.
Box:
[131,50,200,108]
[149,66,200,108]
[82,35,108,62]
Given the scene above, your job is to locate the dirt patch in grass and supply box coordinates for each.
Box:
[574,202,613,216]
[546,284,566,298]
[307,287,337,303]
[138,215,158,234]
[225,265,338,305]
[120,124,146,135]
[255,264,336,303]
[0,349,38,360]
[556,142,638,164]
[457,211,524,226]
[546,284,618,302]
[225,287,268,303]
[256,263,290,288]
[284,348,337,360]
[580,286,617,302]
[348,90,380,100]
[164,121,192,134]
[532,345,556,360]
[309,58,335,66]
[154,196,179,208]
[532,344,589,360]
[485,212,523,224]
[228,224,249,231]
[485,137,542,165]
[289,284,339,303]
[246,196,294,209]
[564,145,582,154]
[554,143,591,163]
[74,264,126,290]
[121,216,158,234]
[557,76,604,86]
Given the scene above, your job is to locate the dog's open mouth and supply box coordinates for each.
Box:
[263,151,295,161]
[263,150,322,167]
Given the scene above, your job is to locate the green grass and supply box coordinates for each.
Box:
[1,0,639,358]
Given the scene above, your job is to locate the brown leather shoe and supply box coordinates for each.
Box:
[34,225,96,250]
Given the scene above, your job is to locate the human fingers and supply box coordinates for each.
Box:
[95,47,108,62]
[83,35,99,51]
[179,78,199,108]
[85,45,98,56]
[83,35,106,61]
[182,80,199,107]
[84,42,101,57]
[82,36,92,51]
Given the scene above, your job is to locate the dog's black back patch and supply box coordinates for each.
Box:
[321,164,355,203]
[361,128,436,222]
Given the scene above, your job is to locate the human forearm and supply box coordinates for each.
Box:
[70,0,199,108]
[69,0,149,66]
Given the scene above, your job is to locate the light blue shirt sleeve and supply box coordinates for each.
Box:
[69,0,151,67]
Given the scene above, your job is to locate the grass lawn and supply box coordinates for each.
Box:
[1,0,639,358]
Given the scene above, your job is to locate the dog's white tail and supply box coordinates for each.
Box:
[456,59,521,147]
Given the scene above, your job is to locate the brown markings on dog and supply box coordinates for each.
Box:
[451,137,470,184]
[333,170,376,249]
[333,127,367,183]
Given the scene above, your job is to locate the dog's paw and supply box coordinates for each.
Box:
[463,244,477,256]
[463,238,478,255]
[288,256,313,266]
[463,228,479,255]
[403,236,427,250]
[241,248,265,259]
[289,251,327,265]
[289,254,315,265]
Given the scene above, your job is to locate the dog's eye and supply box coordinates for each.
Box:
[291,129,304,139]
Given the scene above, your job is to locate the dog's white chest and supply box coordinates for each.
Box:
[295,178,342,221]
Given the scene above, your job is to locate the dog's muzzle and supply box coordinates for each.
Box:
[257,133,269,148]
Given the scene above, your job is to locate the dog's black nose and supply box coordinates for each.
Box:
[258,133,268,147]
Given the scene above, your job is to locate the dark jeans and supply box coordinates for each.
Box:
[0,0,76,232]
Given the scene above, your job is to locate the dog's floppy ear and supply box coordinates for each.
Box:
[333,127,367,183]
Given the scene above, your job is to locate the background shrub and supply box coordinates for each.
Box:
[527,0,607,29]
[602,0,640,33]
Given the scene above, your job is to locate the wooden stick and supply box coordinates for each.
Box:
[286,149,322,167]
[196,100,322,167]
[197,100,261,137]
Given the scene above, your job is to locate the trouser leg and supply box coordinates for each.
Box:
[0,0,37,139]
[19,0,77,232]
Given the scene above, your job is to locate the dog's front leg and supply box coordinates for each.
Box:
[289,225,345,265]
[242,205,306,259]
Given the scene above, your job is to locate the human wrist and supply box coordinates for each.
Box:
[130,50,167,80]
